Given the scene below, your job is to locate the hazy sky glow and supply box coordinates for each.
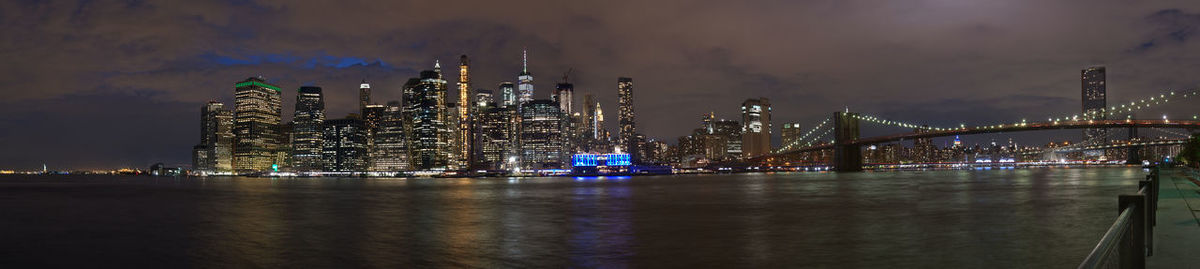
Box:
[2,0,1200,170]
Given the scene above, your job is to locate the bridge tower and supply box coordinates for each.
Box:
[833,111,863,172]
[1125,127,1141,164]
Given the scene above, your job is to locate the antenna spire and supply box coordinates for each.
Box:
[522,48,528,73]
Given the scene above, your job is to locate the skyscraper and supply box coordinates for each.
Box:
[741,98,772,158]
[322,118,368,172]
[518,50,534,105]
[499,82,516,107]
[445,102,464,169]
[232,77,283,172]
[713,118,743,159]
[457,55,472,169]
[583,93,598,139]
[291,86,325,171]
[476,106,513,169]
[403,63,449,170]
[475,89,493,108]
[555,79,574,114]
[617,77,637,160]
[192,101,233,172]
[359,79,371,114]
[1082,66,1107,143]
[520,99,566,169]
[371,101,409,172]
[781,123,802,150]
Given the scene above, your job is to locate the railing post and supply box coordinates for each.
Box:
[1118,194,1146,269]
[1138,180,1154,256]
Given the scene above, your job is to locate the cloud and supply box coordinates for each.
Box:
[3,0,1200,169]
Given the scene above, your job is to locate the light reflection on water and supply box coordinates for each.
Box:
[0,167,1143,268]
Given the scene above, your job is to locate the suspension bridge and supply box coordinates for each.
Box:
[756,89,1200,171]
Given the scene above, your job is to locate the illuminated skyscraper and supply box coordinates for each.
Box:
[617,77,637,160]
[475,89,493,108]
[583,93,598,139]
[741,98,772,158]
[457,55,472,168]
[232,77,283,172]
[359,79,371,114]
[192,101,233,172]
[371,101,409,172]
[499,82,516,107]
[476,106,513,169]
[781,123,802,150]
[520,99,566,169]
[403,63,449,170]
[291,86,325,171]
[445,102,464,169]
[555,78,574,114]
[713,118,743,159]
[322,118,368,172]
[518,50,534,105]
[1082,66,1107,143]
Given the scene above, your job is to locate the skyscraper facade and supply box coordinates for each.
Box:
[359,79,371,114]
[322,118,369,172]
[518,50,534,105]
[232,77,283,172]
[403,65,449,170]
[476,106,513,169]
[781,123,802,150]
[1082,66,1107,143]
[457,55,472,169]
[617,77,637,160]
[520,99,566,169]
[192,101,233,172]
[555,81,574,115]
[444,102,464,169]
[371,101,408,172]
[741,98,772,158]
[291,86,326,171]
[475,89,493,108]
[499,82,516,107]
[712,118,743,160]
[583,93,598,140]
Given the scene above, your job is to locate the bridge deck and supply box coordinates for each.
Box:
[1147,168,1200,269]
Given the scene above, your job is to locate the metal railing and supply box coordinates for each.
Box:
[1078,167,1159,269]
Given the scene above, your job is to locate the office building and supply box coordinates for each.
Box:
[403,63,449,170]
[518,50,534,105]
[617,77,637,160]
[371,101,409,171]
[322,118,368,172]
[232,77,284,172]
[520,99,566,169]
[1082,66,1107,143]
[291,86,325,171]
[741,98,772,158]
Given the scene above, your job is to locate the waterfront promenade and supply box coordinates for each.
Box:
[1148,169,1200,269]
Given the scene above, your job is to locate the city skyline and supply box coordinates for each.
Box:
[4,1,1200,170]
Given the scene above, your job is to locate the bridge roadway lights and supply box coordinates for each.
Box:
[833,111,863,172]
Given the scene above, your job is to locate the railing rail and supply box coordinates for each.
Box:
[1077,167,1158,269]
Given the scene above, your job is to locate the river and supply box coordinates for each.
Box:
[0,167,1145,268]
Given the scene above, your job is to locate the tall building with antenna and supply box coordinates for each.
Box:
[518,49,534,105]
[359,79,371,114]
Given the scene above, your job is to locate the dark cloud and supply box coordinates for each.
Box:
[2,0,1200,170]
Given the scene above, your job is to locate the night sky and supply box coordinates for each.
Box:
[2,0,1200,170]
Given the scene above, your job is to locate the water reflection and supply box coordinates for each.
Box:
[0,168,1145,268]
